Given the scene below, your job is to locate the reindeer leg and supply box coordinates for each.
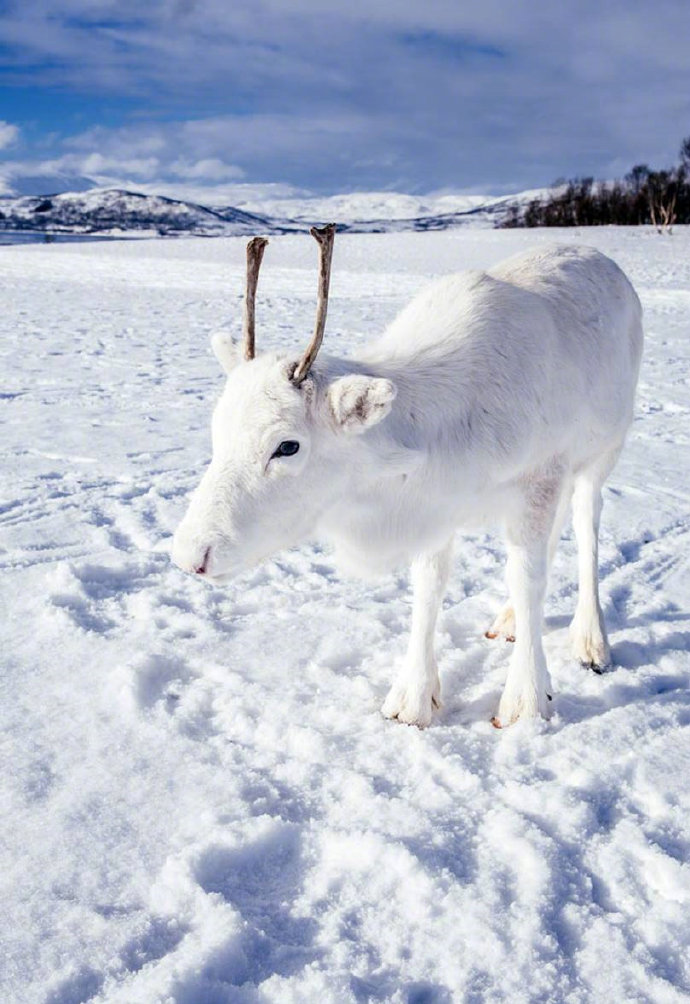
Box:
[382,538,453,728]
[569,449,619,671]
[486,475,573,645]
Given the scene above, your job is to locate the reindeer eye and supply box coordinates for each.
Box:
[271,440,300,459]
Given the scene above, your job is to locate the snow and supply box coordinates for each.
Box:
[2,226,690,1004]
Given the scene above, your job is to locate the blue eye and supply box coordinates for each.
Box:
[271,440,300,459]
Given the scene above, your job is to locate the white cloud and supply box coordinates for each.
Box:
[0,2,689,194]
[0,144,248,203]
[0,121,19,150]
[78,152,161,178]
[168,158,244,181]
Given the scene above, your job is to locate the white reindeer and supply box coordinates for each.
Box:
[172,227,643,728]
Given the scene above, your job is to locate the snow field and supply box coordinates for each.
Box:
[2,227,690,1003]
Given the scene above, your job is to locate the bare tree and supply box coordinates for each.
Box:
[647,170,678,234]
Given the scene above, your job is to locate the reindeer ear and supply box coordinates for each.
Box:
[211,330,242,374]
[327,375,397,434]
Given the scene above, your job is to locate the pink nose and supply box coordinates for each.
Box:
[194,547,211,575]
[171,528,213,576]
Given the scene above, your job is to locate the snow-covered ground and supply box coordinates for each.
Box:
[2,226,690,1004]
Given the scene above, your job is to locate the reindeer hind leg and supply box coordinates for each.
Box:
[569,448,621,671]
[486,476,573,644]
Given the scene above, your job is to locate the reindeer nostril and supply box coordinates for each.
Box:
[194,547,211,575]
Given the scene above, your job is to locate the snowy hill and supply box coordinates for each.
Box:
[232,188,546,231]
[0,188,278,237]
[0,185,541,237]
[2,227,690,1003]
[230,190,491,222]
[334,195,528,232]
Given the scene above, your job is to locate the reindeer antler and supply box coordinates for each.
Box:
[291,223,336,384]
[243,236,269,361]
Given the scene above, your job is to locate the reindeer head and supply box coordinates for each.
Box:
[171,226,397,582]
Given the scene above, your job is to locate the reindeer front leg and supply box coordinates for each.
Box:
[382,538,453,728]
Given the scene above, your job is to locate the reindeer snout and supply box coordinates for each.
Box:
[171,528,213,577]
[193,546,211,575]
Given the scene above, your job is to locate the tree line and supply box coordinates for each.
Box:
[501,136,690,231]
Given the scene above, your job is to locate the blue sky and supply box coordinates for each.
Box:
[0,0,689,202]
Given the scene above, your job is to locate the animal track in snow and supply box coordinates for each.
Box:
[132,653,195,711]
[192,823,318,987]
[117,916,189,974]
[48,557,164,635]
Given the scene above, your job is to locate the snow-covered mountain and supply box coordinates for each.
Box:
[0,188,279,237]
[238,188,545,232]
[0,185,542,237]
[334,192,539,232]
[231,190,492,223]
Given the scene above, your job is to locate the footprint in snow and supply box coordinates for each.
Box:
[132,653,194,711]
[190,823,318,987]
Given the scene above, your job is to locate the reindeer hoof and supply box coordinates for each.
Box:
[486,604,516,643]
[485,630,515,643]
[382,676,440,729]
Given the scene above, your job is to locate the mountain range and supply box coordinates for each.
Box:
[0,186,538,238]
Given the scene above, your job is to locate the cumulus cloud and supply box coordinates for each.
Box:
[0,2,689,194]
[0,121,19,150]
[168,158,245,181]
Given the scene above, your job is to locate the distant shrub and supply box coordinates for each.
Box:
[501,136,690,231]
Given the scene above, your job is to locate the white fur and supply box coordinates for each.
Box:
[172,244,643,728]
